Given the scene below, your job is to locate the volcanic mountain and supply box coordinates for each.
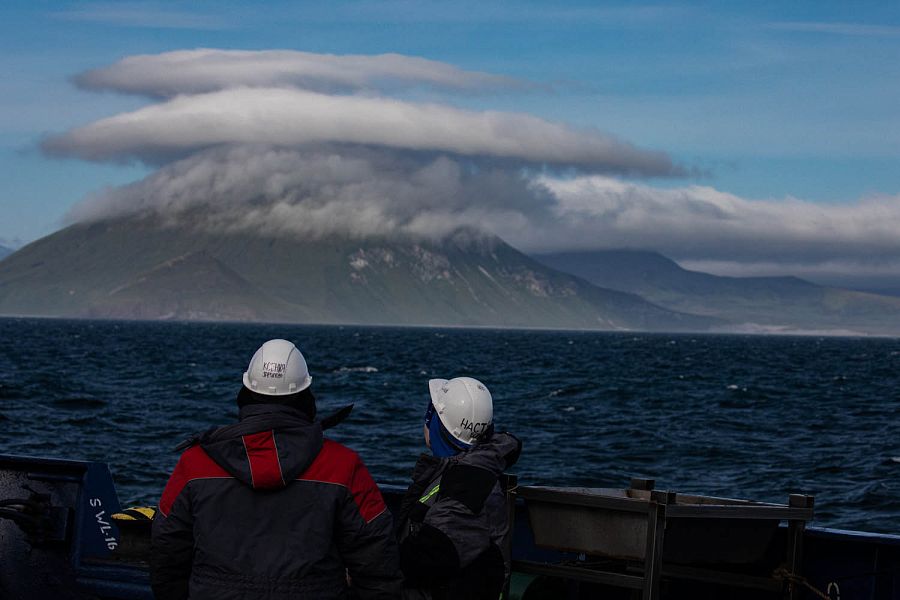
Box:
[534,250,900,335]
[0,217,715,331]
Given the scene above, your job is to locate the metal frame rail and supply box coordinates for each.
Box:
[512,478,815,600]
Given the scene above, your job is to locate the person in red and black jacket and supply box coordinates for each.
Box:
[151,339,401,600]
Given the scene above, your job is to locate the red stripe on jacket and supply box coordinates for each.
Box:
[242,430,285,489]
[158,445,231,516]
[300,439,387,523]
[158,438,386,523]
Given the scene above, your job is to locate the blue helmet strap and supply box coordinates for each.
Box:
[427,411,471,458]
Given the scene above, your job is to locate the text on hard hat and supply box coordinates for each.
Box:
[262,362,286,379]
[460,418,488,435]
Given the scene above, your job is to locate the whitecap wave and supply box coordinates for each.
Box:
[335,366,379,373]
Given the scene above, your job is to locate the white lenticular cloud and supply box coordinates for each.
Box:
[43,87,676,174]
[73,49,532,97]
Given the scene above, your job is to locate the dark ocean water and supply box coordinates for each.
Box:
[1,318,899,533]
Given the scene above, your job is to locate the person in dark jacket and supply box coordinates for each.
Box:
[396,377,521,600]
[151,338,401,600]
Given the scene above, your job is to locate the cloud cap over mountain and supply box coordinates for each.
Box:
[43,87,675,173]
[67,145,549,241]
[73,49,532,97]
[69,145,900,284]
[46,50,677,175]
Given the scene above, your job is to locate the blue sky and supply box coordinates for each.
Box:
[2,0,900,257]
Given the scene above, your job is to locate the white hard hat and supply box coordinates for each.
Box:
[428,377,493,446]
[242,339,312,396]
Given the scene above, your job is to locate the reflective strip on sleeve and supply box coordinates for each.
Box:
[419,484,440,504]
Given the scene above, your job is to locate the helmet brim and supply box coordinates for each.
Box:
[428,378,450,405]
[243,371,312,396]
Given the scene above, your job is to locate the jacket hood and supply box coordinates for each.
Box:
[198,404,324,490]
[408,431,522,485]
[455,431,522,475]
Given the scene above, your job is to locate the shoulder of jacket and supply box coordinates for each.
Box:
[410,453,445,482]
[436,462,499,514]
[491,432,522,467]
[301,439,387,522]
[159,446,231,516]
[174,444,229,477]
[298,438,364,487]
[319,438,361,463]
[459,431,521,472]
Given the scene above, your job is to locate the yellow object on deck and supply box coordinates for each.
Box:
[112,506,156,521]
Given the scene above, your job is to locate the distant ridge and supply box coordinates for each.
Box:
[534,249,900,335]
[0,245,12,261]
[88,251,304,322]
[0,218,715,331]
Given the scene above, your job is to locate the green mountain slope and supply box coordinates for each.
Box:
[0,218,716,331]
[534,250,900,334]
[87,251,305,322]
